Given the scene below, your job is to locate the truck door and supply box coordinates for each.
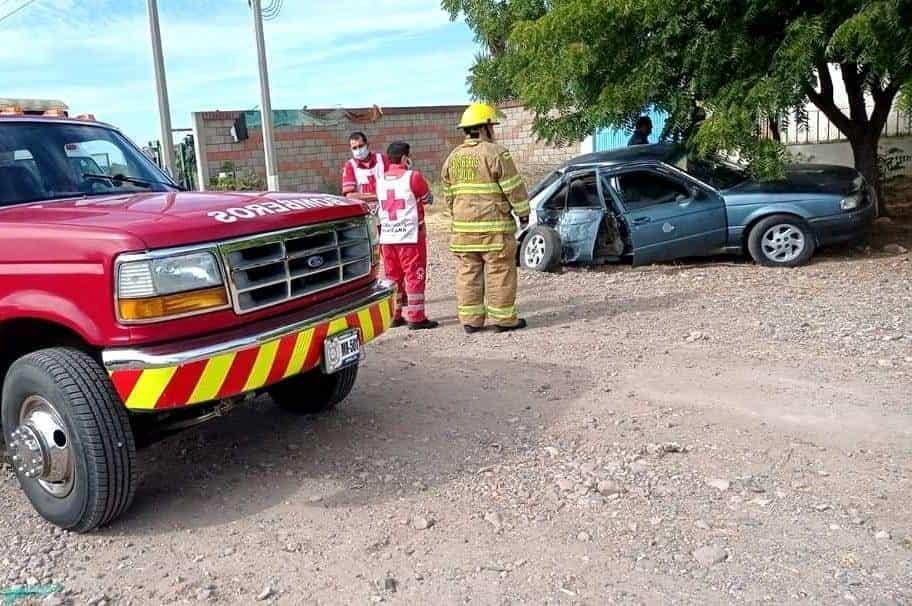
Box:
[609,167,726,265]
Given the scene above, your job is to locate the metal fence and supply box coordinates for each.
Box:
[762,107,912,145]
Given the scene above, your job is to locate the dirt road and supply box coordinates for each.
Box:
[2,221,911,605]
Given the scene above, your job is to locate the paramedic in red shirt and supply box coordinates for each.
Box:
[375,141,438,330]
[341,131,388,213]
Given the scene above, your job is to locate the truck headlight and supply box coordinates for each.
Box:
[116,251,228,322]
[840,193,861,211]
[365,215,380,265]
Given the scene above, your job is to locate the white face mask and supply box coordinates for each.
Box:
[352,145,369,161]
[404,157,413,169]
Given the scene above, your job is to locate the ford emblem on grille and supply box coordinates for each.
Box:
[306,254,325,269]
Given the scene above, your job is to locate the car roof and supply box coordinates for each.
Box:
[560,142,683,170]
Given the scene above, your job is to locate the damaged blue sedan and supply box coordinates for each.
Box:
[516,143,875,270]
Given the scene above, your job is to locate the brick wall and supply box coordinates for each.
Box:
[191,103,587,193]
[193,106,466,194]
[494,102,585,186]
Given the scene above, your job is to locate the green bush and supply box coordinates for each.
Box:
[209,161,265,191]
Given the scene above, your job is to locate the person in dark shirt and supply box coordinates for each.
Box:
[627,116,653,146]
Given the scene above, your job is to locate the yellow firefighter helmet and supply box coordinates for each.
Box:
[457,103,500,129]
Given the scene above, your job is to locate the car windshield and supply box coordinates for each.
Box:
[664,146,748,190]
[0,121,178,207]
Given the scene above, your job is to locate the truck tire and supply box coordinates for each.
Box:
[268,364,359,415]
[520,226,562,272]
[2,348,137,533]
[747,214,816,267]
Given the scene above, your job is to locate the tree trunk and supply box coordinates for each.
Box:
[849,134,885,216]
[767,116,781,142]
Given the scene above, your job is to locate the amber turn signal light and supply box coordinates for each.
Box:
[119,287,228,321]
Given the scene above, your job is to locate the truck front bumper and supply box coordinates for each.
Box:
[103,281,396,411]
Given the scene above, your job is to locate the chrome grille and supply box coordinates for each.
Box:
[220,220,373,314]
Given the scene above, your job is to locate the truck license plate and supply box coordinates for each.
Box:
[323,329,361,374]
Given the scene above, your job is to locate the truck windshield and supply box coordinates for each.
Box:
[0,121,178,207]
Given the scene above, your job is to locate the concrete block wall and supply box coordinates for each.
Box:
[494,102,585,186]
[193,106,466,194]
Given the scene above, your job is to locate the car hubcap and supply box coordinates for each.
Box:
[8,395,75,498]
[761,224,805,263]
[525,234,547,267]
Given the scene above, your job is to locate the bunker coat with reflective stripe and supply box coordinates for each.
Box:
[441,138,530,254]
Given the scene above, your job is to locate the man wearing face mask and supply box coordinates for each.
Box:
[374,141,438,330]
[341,131,388,213]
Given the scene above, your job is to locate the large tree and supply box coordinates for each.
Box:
[443,0,912,212]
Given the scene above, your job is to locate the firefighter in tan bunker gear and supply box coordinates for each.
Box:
[442,103,531,334]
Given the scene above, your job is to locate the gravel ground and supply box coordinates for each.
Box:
[1,218,910,606]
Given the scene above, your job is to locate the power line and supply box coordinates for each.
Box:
[0,0,40,24]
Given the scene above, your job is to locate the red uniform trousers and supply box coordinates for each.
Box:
[381,228,428,323]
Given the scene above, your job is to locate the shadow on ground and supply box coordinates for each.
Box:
[425,289,686,330]
[105,354,592,536]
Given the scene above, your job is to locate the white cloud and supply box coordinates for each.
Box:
[0,0,475,141]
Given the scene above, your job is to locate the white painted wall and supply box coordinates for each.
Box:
[788,137,912,173]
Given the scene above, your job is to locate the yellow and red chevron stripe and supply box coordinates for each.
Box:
[109,297,394,411]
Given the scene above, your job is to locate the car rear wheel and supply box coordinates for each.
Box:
[2,348,137,532]
[268,364,359,415]
[747,215,816,267]
[520,226,562,272]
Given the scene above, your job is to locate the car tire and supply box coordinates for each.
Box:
[747,215,816,267]
[268,364,359,415]
[520,226,562,272]
[1,348,137,533]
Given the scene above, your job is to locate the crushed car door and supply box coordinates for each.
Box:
[556,170,605,264]
[610,167,726,265]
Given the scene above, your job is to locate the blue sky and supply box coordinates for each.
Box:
[0,0,478,144]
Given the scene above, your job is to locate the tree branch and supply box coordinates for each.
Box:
[870,79,901,134]
[804,62,854,137]
[817,61,834,101]
[841,62,869,124]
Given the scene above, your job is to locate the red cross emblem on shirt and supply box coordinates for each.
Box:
[382,190,407,220]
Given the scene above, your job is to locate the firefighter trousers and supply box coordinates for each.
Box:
[455,235,520,328]
[381,237,428,323]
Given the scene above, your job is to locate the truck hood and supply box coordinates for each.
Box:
[0,191,369,250]
[728,164,863,196]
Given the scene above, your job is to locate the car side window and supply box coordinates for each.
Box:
[565,173,601,208]
[615,171,690,210]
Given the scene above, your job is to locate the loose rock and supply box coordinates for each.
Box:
[693,545,728,567]
[706,478,730,492]
[412,517,433,531]
[257,586,273,601]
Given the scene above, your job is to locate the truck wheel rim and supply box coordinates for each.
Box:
[8,395,75,498]
[761,224,805,263]
[525,234,547,267]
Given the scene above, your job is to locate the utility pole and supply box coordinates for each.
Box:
[146,0,177,178]
[250,0,280,191]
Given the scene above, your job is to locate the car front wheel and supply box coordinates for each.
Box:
[520,226,562,272]
[2,348,137,532]
[268,364,359,414]
[747,215,816,267]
